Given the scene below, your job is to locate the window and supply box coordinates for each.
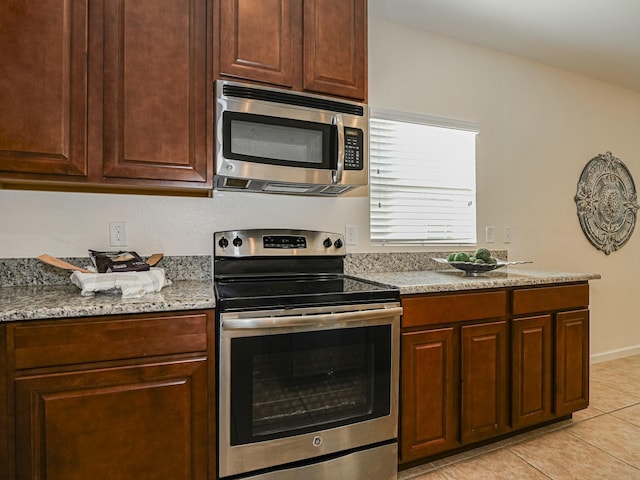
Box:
[369,108,479,245]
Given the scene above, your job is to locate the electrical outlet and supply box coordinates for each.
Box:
[503,226,512,243]
[109,221,127,247]
[485,226,495,243]
[346,225,358,245]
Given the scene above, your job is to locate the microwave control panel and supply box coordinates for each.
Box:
[344,128,364,170]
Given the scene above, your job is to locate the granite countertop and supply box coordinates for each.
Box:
[355,267,601,295]
[0,280,215,322]
[0,254,600,322]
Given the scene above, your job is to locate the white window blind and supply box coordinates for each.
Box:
[369,108,479,245]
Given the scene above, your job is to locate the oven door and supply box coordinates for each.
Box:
[218,303,401,478]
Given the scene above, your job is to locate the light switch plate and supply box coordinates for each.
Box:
[503,226,512,243]
[346,225,358,245]
[485,226,495,243]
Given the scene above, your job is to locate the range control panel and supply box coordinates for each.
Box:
[263,235,307,249]
[215,229,346,257]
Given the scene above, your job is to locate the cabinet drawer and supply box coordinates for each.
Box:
[10,311,210,370]
[402,291,508,328]
[512,284,589,316]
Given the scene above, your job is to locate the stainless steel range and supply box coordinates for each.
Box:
[214,229,402,480]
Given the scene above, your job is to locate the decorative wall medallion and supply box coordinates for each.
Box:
[575,151,639,254]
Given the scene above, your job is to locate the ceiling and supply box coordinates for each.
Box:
[369,0,640,93]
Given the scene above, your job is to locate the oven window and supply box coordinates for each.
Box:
[223,111,334,168]
[229,325,391,445]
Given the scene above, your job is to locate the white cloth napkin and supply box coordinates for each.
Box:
[70,267,171,298]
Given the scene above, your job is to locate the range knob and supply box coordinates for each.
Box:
[233,237,243,247]
[218,237,229,248]
[334,238,343,249]
[323,237,333,248]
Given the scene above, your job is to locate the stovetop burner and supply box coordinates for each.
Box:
[213,229,399,311]
[215,274,399,311]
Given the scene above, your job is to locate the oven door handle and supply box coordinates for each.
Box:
[222,306,403,330]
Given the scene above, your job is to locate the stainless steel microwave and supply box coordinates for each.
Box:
[214,80,369,195]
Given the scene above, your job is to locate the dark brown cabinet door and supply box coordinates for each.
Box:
[555,309,589,415]
[303,0,367,100]
[460,321,508,443]
[0,0,88,177]
[14,358,208,480]
[218,0,298,88]
[400,328,459,463]
[0,326,7,480]
[101,0,210,184]
[512,315,553,429]
[216,0,366,100]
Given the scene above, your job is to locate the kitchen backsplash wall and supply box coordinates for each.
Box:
[2,251,509,287]
[344,251,507,275]
[0,256,211,287]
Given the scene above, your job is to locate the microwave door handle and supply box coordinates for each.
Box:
[332,114,344,184]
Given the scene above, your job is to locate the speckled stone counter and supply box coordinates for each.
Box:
[355,267,601,295]
[0,252,600,322]
[0,281,214,322]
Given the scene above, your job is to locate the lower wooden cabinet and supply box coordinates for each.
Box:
[14,359,208,480]
[400,291,509,464]
[460,321,509,444]
[4,310,214,480]
[555,309,589,415]
[512,285,590,418]
[400,327,458,462]
[511,315,553,429]
[400,283,591,467]
[0,325,8,480]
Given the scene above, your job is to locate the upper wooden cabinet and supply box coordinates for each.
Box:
[302,0,367,99]
[0,0,212,194]
[216,0,367,101]
[0,0,89,177]
[100,0,211,187]
[218,0,298,88]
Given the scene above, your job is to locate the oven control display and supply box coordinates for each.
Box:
[263,235,307,249]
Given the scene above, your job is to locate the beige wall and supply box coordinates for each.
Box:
[367,17,640,361]
[2,15,640,360]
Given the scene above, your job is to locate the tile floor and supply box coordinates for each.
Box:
[399,354,640,480]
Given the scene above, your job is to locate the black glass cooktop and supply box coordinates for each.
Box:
[214,274,399,311]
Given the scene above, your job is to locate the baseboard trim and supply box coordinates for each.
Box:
[591,345,640,364]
